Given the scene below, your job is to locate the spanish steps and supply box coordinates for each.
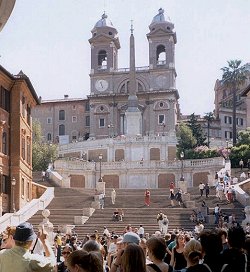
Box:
[28,178,245,239]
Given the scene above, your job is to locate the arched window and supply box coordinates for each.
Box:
[59,110,65,120]
[2,132,7,155]
[59,124,65,136]
[156,45,166,65]
[47,133,52,141]
[98,50,107,69]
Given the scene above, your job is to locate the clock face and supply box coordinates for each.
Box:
[156,75,168,88]
[95,79,109,92]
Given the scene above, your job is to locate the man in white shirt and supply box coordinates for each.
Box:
[138,224,144,238]
[198,182,205,197]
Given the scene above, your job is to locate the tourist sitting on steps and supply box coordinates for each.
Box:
[112,209,120,222]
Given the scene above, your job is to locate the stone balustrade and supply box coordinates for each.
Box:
[0,187,54,232]
[54,157,224,172]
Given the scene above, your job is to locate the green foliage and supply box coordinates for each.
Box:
[32,120,57,171]
[177,122,197,151]
[187,113,206,146]
[237,128,250,146]
[230,144,250,168]
[221,60,247,87]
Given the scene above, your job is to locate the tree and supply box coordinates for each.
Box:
[32,120,57,171]
[188,113,206,147]
[177,122,197,152]
[204,112,214,147]
[221,60,247,145]
[237,128,250,146]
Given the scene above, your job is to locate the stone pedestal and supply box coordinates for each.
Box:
[179,180,188,193]
[38,209,54,245]
[242,206,250,226]
[96,182,106,194]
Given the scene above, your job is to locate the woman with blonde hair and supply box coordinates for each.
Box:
[170,233,187,271]
[183,239,212,271]
[0,226,16,250]
[67,250,103,272]
[121,243,147,272]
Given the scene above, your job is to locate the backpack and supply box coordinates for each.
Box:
[147,263,173,272]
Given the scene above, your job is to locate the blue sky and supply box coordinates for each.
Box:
[0,0,249,115]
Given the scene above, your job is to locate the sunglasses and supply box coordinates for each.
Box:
[62,251,71,255]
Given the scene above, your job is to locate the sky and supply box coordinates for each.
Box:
[0,0,249,115]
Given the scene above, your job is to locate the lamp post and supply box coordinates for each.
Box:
[98,154,103,182]
[180,151,184,181]
[11,177,16,213]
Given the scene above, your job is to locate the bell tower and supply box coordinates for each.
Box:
[89,13,120,74]
[147,8,176,70]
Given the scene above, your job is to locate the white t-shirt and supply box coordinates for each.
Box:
[138,227,144,235]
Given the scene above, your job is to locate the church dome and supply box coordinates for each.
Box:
[94,13,114,28]
[151,8,171,24]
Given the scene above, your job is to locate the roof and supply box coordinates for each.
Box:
[0,65,40,104]
[94,13,114,28]
[151,8,171,25]
[41,97,88,104]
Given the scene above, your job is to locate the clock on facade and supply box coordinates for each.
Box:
[156,75,168,88]
[95,79,109,92]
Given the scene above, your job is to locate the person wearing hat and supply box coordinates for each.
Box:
[110,232,140,272]
[0,222,55,271]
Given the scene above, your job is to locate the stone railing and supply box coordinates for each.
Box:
[0,187,54,232]
[54,157,224,172]
[234,178,250,206]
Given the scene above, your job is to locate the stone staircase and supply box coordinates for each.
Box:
[28,184,245,240]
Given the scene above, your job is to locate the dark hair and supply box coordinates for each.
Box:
[82,240,101,252]
[227,226,246,249]
[121,244,147,272]
[199,230,222,255]
[67,250,103,272]
[146,237,166,260]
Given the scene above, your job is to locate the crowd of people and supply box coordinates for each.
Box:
[1,219,250,272]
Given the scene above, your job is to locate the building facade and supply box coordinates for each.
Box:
[214,64,250,141]
[33,9,180,143]
[0,67,39,213]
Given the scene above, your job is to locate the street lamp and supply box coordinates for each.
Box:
[11,177,16,213]
[180,151,184,181]
[98,154,103,182]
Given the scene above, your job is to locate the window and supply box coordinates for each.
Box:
[47,133,52,141]
[27,138,31,165]
[224,116,232,124]
[27,105,31,125]
[99,118,105,127]
[237,118,244,126]
[59,110,65,121]
[86,116,90,127]
[2,175,8,194]
[72,105,76,110]
[22,96,26,117]
[0,86,10,112]
[27,181,30,201]
[158,114,165,124]
[2,132,7,155]
[72,116,77,123]
[98,50,107,69]
[21,137,25,160]
[225,131,232,139]
[85,102,90,112]
[156,44,166,65]
[47,117,52,124]
[59,124,65,135]
[21,178,25,197]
